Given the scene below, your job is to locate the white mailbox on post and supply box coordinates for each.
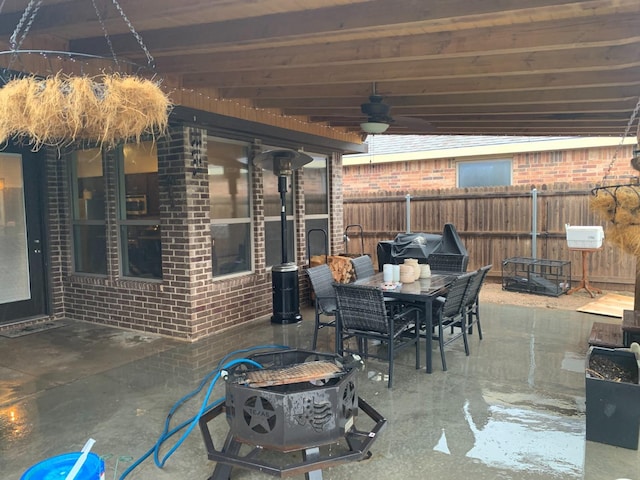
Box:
[565,225,605,249]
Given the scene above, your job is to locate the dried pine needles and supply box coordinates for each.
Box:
[0,73,171,148]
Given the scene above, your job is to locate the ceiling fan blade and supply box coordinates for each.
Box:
[392,116,437,132]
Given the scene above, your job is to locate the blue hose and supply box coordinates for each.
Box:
[118,344,289,479]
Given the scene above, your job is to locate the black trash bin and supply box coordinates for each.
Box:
[585,346,640,449]
[271,262,302,324]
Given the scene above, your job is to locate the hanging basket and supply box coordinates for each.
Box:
[591,184,640,256]
[0,72,171,148]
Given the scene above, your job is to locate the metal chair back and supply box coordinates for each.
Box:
[427,253,468,272]
[334,282,421,388]
[432,271,475,371]
[307,264,337,314]
[439,271,475,318]
[306,264,338,350]
[462,264,492,338]
[334,284,390,334]
[463,264,492,311]
[350,255,376,279]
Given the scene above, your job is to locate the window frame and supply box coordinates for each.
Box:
[69,148,108,276]
[115,142,163,281]
[207,136,254,278]
[456,157,513,188]
[304,154,330,260]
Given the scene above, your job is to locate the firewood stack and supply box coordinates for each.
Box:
[309,255,355,283]
[309,255,327,268]
[327,255,355,283]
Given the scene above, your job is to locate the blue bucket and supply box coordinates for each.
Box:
[21,452,105,480]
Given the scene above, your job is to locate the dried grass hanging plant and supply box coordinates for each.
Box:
[606,224,640,257]
[590,184,640,256]
[0,73,171,148]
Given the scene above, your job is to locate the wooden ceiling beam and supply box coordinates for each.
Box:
[217,70,640,99]
[0,0,366,38]
[255,86,640,109]
[67,0,639,56]
[1,0,635,137]
[153,14,640,73]
[184,43,640,88]
[305,100,637,118]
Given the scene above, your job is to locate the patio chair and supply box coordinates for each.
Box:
[462,264,492,338]
[334,283,421,388]
[351,254,404,314]
[350,255,376,279]
[431,271,475,371]
[306,264,338,352]
[427,253,468,273]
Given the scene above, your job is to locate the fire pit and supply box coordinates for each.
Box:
[198,349,386,479]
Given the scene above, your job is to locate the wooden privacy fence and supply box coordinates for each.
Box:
[343,183,636,290]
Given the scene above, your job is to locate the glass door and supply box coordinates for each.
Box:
[0,151,47,323]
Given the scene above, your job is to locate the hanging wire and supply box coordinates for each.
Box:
[91,0,119,68]
[600,92,640,183]
[8,0,42,67]
[110,0,156,70]
[590,89,640,230]
[5,0,155,74]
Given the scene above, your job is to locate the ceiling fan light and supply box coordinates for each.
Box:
[360,121,389,134]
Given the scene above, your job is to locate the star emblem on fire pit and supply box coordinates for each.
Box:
[243,396,277,434]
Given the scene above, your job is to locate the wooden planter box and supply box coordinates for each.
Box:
[585,346,640,449]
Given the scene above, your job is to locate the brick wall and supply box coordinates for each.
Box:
[45,148,68,319]
[330,152,345,254]
[62,128,194,338]
[342,145,637,194]
[53,125,333,340]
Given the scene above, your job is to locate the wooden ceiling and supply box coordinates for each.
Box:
[0,0,639,138]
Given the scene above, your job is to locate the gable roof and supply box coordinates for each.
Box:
[362,135,577,155]
[343,135,636,165]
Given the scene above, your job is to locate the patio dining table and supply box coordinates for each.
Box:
[353,271,458,373]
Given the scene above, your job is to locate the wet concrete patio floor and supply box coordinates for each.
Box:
[1,303,639,479]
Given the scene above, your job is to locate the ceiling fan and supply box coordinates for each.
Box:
[360,83,435,134]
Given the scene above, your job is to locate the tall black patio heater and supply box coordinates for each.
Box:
[253,148,313,324]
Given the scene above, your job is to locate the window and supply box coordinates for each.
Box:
[457,158,512,187]
[118,142,162,279]
[208,138,252,277]
[70,148,107,274]
[304,155,329,260]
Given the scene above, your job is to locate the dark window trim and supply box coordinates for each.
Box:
[171,106,365,155]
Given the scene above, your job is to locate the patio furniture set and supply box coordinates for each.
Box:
[306,253,492,388]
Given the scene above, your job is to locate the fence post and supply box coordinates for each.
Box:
[406,193,411,233]
[532,188,537,259]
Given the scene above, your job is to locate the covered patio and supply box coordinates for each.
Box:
[1,0,639,337]
[2,295,639,479]
[1,1,639,478]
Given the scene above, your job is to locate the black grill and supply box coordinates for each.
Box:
[376,223,468,270]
